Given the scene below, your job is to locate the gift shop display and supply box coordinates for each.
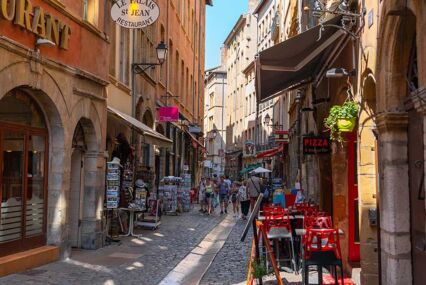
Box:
[159,176,181,215]
[180,173,192,212]
[106,158,121,209]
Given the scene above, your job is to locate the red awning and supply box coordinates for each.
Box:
[256,146,284,159]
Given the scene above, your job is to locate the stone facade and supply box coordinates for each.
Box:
[0,0,109,258]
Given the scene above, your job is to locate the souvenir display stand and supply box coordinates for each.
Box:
[105,158,121,239]
[159,176,180,215]
[135,180,162,230]
[180,173,192,212]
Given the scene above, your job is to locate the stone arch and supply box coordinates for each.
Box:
[375,3,418,285]
[69,117,102,250]
[142,109,155,128]
[0,63,68,249]
[376,5,417,112]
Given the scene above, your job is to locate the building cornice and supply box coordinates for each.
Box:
[224,15,247,46]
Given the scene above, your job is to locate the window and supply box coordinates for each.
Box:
[209,116,214,130]
[83,0,98,25]
[209,92,214,108]
[119,27,130,85]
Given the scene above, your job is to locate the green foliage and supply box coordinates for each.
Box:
[324,101,359,142]
[252,259,268,279]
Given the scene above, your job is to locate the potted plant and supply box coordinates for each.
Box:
[324,100,359,142]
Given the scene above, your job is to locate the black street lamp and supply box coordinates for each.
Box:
[264,113,283,129]
[132,41,168,74]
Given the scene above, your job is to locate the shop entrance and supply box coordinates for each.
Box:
[0,91,48,257]
[347,133,360,262]
[70,123,86,248]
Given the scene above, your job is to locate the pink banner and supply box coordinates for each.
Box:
[158,106,179,122]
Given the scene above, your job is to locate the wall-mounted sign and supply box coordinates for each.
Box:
[111,0,160,29]
[273,131,289,144]
[189,126,201,133]
[0,0,72,49]
[158,106,179,122]
[244,140,255,157]
[303,136,330,155]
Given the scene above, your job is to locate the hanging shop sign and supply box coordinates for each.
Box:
[244,140,255,157]
[158,106,179,122]
[0,0,72,49]
[303,135,330,155]
[189,126,202,134]
[111,0,160,29]
[273,131,290,144]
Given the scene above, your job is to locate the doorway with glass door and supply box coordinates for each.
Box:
[0,91,49,257]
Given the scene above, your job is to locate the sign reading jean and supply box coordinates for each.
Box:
[111,0,160,28]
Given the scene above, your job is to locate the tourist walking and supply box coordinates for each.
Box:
[238,181,250,219]
[204,178,214,215]
[230,182,240,218]
[247,173,262,212]
[217,176,230,214]
[198,178,207,213]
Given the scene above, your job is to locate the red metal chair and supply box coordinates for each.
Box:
[265,208,297,272]
[303,228,344,285]
[314,216,333,229]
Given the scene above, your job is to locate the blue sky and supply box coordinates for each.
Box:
[205,0,248,69]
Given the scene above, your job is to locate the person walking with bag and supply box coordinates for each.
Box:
[238,181,250,220]
[204,178,214,215]
[247,173,262,212]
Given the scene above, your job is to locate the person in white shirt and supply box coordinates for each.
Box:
[238,181,250,219]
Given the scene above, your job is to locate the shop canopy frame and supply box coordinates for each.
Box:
[255,16,349,102]
[107,106,173,148]
[256,145,284,159]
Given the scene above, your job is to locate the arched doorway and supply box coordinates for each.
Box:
[0,90,49,256]
[69,118,98,249]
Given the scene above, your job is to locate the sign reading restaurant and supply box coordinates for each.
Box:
[0,0,71,49]
[111,0,160,29]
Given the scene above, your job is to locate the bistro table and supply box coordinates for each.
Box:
[119,208,144,238]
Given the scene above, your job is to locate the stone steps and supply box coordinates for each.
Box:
[0,246,59,277]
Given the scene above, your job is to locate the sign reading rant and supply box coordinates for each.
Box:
[111,0,160,28]
[0,0,71,49]
[303,136,330,154]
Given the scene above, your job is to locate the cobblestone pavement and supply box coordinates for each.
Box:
[200,216,303,285]
[199,217,252,285]
[0,208,224,285]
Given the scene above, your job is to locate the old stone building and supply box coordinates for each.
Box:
[0,0,109,272]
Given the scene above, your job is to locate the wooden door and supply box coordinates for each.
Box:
[347,133,360,261]
[0,124,48,257]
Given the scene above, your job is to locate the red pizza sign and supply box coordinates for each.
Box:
[303,136,330,154]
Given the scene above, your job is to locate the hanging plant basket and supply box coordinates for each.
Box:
[324,100,359,143]
[337,117,356,132]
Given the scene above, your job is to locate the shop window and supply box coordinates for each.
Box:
[142,143,150,166]
[83,0,99,26]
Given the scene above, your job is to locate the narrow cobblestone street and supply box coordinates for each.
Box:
[0,209,225,285]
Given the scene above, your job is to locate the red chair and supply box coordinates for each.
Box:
[265,208,296,271]
[303,229,344,285]
[314,216,333,229]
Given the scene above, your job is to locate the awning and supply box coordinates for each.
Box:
[256,16,348,102]
[256,146,284,159]
[240,163,262,175]
[184,130,205,150]
[107,106,173,148]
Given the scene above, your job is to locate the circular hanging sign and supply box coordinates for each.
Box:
[111,0,160,29]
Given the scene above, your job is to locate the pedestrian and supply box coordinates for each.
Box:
[217,175,230,214]
[247,173,262,212]
[204,178,214,215]
[238,180,250,219]
[230,182,240,218]
[198,178,207,213]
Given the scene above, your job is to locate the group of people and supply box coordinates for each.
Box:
[198,174,264,220]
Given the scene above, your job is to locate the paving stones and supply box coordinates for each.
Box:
[0,210,224,285]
